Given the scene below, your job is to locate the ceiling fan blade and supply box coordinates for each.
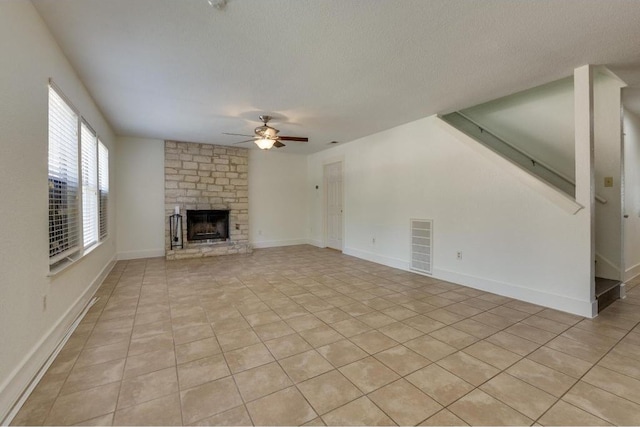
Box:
[223,132,255,137]
[233,139,255,144]
[273,141,285,148]
[278,136,308,142]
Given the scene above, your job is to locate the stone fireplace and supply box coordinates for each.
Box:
[164,141,251,259]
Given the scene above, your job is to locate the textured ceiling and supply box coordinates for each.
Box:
[33,0,640,154]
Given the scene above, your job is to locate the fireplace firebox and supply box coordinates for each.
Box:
[186,210,230,242]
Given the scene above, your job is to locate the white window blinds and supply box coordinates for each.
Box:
[98,140,109,240]
[48,86,80,264]
[81,121,98,249]
[49,82,109,270]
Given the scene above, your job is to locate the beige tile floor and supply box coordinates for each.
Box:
[11,245,640,426]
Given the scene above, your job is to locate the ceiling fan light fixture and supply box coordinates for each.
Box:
[255,138,275,150]
[255,125,278,139]
[207,0,229,10]
[225,115,307,149]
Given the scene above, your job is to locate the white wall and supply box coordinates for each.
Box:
[593,73,625,279]
[116,137,165,259]
[308,115,593,316]
[623,107,640,280]
[0,2,117,421]
[114,142,310,255]
[249,150,309,248]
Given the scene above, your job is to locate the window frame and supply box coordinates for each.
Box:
[48,80,109,273]
[48,84,81,266]
[81,120,99,250]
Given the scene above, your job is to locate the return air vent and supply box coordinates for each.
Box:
[410,219,432,275]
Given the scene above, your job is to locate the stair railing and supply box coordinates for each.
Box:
[454,111,607,204]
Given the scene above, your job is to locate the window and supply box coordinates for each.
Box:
[48,82,109,270]
[98,140,109,240]
[48,86,80,265]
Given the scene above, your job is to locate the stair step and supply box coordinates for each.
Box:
[595,277,621,312]
[595,277,620,297]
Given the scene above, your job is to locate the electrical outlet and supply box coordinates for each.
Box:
[258,230,262,235]
[43,295,47,311]
[372,237,376,244]
[457,251,462,260]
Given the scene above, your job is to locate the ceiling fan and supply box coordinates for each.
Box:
[223,115,309,150]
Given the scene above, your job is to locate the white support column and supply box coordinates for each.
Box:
[574,65,597,316]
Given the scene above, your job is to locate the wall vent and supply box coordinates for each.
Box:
[410,219,432,275]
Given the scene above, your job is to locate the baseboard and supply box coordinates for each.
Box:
[0,256,116,424]
[251,239,309,249]
[307,239,325,248]
[117,248,165,260]
[595,252,621,280]
[343,247,410,271]
[340,247,595,318]
[433,267,596,318]
[625,262,640,282]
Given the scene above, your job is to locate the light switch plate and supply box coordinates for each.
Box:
[604,177,613,187]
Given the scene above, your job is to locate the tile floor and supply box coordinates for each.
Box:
[11,245,640,426]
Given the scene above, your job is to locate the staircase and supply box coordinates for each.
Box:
[440,112,606,204]
[441,111,619,312]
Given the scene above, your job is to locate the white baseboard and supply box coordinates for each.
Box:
[433,267,596,318]
[595,252,620,280]
[251,239,309,249]
[0,256,116,424]
[343,247,410,271]
[307,239,325,248]
[341,246,595,318]
[117,248,165,260]
[625,262,640,282]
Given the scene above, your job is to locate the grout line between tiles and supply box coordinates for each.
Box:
[533,317,640,426]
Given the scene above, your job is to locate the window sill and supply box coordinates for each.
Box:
[48,240,104,277]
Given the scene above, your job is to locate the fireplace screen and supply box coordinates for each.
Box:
[186,210,230,242]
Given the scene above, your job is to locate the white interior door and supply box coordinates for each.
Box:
[325,162,343,250]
